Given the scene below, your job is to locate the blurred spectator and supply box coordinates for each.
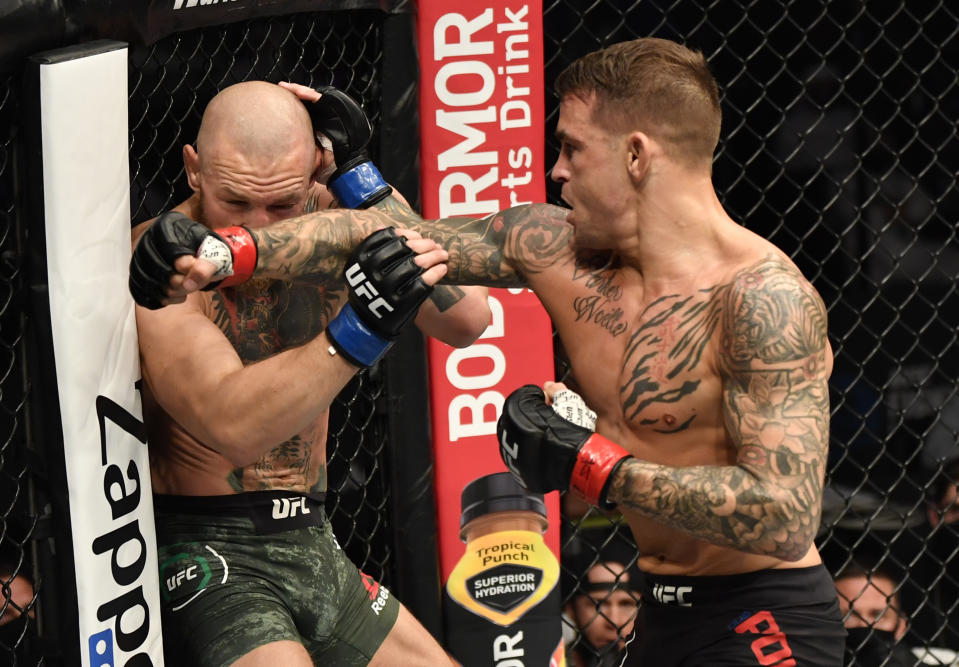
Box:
[0,570,33,628]
[919,458,959,651]
[833,561,958,666]
[927,459,959,529]
[562,536,641,667]
[834,561,910,664]
[0,554,36,660]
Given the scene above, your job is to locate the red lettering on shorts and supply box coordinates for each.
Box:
[734,610,796,667]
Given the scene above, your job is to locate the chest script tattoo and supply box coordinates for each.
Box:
[572,262,628,337]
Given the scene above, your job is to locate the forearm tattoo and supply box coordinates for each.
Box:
[419,205,571,287]
[373,197,468,311]
[251,210,373,282]
[249,200,570,289]
[610,257,830,560]
[429,285,467,312]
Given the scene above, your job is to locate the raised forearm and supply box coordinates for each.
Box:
[237,195,571,291]
[608,458,821,561]
[248,207,400,281]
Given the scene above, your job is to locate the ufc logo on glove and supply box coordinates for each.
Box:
[345,263,394,318]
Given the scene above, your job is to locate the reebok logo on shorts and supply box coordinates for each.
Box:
[361,572,391,616]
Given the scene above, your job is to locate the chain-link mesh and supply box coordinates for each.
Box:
[0,69,41,666]
[1,2,957,664]
[547,2,959,665]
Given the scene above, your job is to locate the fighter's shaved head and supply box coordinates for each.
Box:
[197,81,314,169]
[183,81,321,228]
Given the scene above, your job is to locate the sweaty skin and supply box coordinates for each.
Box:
[162,66,831,579]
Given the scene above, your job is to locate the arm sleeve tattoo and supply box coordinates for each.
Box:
[609,258,831,561]
[248,197,573,289]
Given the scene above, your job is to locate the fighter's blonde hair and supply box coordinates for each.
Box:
[555,38,721,168]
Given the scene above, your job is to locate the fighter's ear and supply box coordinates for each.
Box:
[183,144,201,192]
[626,131,651,183]
[310,144,324,185]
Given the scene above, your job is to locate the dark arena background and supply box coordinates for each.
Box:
[1,1,957,665]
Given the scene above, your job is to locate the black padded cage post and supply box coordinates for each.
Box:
[378,9,446,641]
[16,47,86,667]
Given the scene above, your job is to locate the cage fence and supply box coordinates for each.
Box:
[0,1,955,665]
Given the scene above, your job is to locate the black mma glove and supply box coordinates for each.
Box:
[306,85,392,209]
[497,385,633,509]
[326,227,433,367]
[129,211,257,309]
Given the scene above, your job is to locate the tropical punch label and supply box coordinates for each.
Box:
[444,530,565,666]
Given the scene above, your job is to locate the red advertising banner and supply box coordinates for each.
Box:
[415,0,560,583]
[426,290,558,578]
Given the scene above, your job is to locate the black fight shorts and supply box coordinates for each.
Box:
[622,565,846,667]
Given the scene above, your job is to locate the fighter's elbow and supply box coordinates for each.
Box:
[764,499,820,561]
[444,314,492,348]
[202,424,261,468]
[431,300,493,348]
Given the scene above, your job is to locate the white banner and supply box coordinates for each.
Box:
[39,43,164,666]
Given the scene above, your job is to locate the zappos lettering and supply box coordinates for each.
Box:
[88,394,154,663]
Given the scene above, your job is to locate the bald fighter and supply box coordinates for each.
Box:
[133,82,489,666]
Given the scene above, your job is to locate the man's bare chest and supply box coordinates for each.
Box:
[211,280,345,363]
[568,287,727,438]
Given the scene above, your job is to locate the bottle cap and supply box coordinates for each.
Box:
[459,472,547,533]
